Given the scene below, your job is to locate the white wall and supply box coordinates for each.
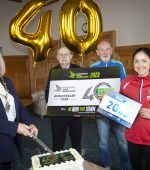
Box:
[97,0,150,46]
[0,0,150,55]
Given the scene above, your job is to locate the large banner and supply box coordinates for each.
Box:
[47,67,120,116]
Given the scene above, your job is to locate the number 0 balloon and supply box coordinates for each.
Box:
[59,0,103,57]
[9,0,53,65]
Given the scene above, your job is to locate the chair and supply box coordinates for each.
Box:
[31,90,47,118]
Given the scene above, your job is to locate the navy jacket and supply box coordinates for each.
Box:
[0,77,31,163]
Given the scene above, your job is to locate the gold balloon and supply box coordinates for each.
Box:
[9,0,53,65]
[59,0,103,56]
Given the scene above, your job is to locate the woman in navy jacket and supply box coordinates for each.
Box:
[0,52,38,170]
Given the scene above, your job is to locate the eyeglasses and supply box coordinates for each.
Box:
[58,53,70,57]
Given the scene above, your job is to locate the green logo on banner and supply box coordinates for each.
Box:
[69,71,76,78]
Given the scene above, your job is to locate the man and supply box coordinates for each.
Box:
[45,47,82,153]
[90,40,130,170]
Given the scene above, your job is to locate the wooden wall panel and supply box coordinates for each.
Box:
[116,44,150,75]
[29,40,60,93]
[31,58,59,92]
[4,55,31,98]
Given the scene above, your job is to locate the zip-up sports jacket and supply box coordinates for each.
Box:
[120,74,150,145]
[90,59,126,81]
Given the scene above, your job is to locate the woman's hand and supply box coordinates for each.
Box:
[139,108,150,119]
[17,123,32,137]
[17,123,38,137]
[29,124,38,137]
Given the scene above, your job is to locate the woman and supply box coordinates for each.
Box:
[120,47,150,170]
[0,51,38,170]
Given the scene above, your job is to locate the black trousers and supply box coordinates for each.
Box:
[51,116,82,153]
[128,141,150,170]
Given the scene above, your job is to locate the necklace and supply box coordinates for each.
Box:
[0,76,10,112]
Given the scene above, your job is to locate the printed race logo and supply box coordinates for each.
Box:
[82,86,94,100]
[82,82,115,100]
[94,82,115,99]
[55,84,61,92]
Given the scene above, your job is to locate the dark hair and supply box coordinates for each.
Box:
[133,47,150,59]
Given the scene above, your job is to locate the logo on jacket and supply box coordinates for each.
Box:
[147,89,150,100]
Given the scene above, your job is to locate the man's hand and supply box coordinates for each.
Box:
[98,95,104,102]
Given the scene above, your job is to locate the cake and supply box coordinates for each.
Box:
[31,148,84,170]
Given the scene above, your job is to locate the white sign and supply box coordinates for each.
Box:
[98,91,142,128]
[48,78,120,106]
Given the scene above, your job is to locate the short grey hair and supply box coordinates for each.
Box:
[97,40,112,50]
[0,49,6,76]
[57,46,72,55]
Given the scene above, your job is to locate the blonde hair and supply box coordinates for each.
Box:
[0,50,6,76]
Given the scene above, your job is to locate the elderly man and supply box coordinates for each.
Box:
[45,47,82,153]
[91,40,131,170]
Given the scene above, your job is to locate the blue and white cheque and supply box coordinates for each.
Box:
[97,91,142,128]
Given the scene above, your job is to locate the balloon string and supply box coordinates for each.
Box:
[79,53,84,67]
[33,61,37,67]
[81,56,84,66]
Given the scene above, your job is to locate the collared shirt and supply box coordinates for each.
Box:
[0,82,16,121]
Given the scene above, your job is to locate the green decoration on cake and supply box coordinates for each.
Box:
[39,151,75,167]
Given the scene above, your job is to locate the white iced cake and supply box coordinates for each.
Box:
[31,148,84,170]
